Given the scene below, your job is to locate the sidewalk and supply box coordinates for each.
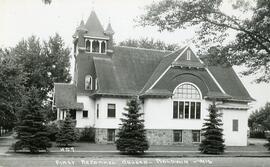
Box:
[2,136,270,157]
[0,134,15,156]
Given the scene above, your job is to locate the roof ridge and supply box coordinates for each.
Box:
[116,45,173,53]
[139,46,188,94]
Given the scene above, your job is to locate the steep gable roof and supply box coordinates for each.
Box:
[140,46,188,94]
[84,11,108,39]
[207,66,254,101]
[92,46,171,95]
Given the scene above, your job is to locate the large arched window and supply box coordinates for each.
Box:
[86,40,90,52]
[92,40,99,53]
[172,83,201,120]
[85,75,92,90]
[173,83,201,99]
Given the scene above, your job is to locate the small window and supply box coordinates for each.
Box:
[184,102,189,119]
[192,130,200,142]
[107,104,116,118]
[97,104,99,119]
[95,78,98,90]
[83,110,88,118]
[101,41,106,53]
[196,102,201,119]
[173,130,182,142]
[173,101,178,119]
[107,129,115,142]
[92,40,99,53]
[190,102,196,119]
[85,75,92,90]
[233,119,238,131]
[187,50,191,60]
[86,40,90,52]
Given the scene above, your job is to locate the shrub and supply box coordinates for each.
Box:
[46,121,59,141]
[56,114,78,147]
[79,127,95,142]
[250,131,266,139]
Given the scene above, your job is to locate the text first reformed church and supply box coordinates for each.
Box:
[53,10,254,146]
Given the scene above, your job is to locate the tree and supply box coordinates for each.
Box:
[13,34,71,100]
[199,103,225,154]
[116,97,149,154]
[119,38,180,51]
[56,113,78,147]
[11,34,71,122]
[14,88,52,153]
[249,103,270,132]
[0,49,26,129]
[139,0,270,83]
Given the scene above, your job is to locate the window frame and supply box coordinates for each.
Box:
[85,75,92,90]
[173,130,183,143]
[82,110,88,118]
[172,100,201,120]
[96,104,99,119]
[192,130,201,143]
[107,129,115,142]
[232,119,239,132]
[172,82,202,120]
[107,104,116,118]
[187,50,191,60]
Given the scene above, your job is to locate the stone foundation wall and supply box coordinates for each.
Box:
[95,128,119,144]
[95,128,200,145]
[146,129,200,146]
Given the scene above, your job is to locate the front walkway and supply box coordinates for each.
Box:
[1,135,270,157]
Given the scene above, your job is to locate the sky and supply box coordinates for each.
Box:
[0,0,269,112]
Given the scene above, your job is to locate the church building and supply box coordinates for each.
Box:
[53,11,254,146]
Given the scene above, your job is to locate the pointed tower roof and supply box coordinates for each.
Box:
[77,20,88,31]
[84,10,108,39]
[73,20,88,38]
[104,22,115,35]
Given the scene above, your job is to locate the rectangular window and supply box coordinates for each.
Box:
[192,130,201,142]
[83,110,88,118]
[107,104,116,118]
[233,119,239,131]
[179,102,184,119]
[196,102,201,119]
[190,102,196,119]
[184,102,189,119]
[107,129,115,142]
[97,104,99,119]
[173,101,178,119]
[173,130,182,142]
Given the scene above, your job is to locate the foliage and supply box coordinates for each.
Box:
[139,0,270,82]
[14,88,52,153]
[0,49,26,129]
[119,38,180,51]
[56,113,78,147]
[248,103,270,132]
[13,34,71,101]
[116,97,149,154]
[46,121,59,141]
[79,127,95,142]
[249,131,266,139]
[199,103,225,154]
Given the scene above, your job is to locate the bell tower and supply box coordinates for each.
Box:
[72,10,114,93]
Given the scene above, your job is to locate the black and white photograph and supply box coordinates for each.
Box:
[0,0,270,166]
